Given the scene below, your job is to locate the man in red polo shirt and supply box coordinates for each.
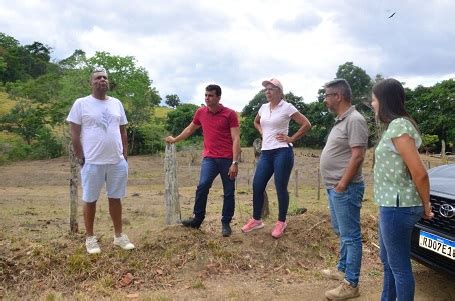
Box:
[165,84,241,236]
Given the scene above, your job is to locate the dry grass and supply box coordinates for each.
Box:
[0,148,452,300]
[0,91,16,115]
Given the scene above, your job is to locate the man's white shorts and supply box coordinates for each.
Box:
[81,159,128,202]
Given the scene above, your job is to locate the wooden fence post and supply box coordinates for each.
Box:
[253,138,269,218]
[164,143,181,225]
[441,139,448,164]
[294,169,299,197]
[317,168,321,201]
[69,143,79,233]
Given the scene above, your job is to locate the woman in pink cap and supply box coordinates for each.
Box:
[241,78,312,238]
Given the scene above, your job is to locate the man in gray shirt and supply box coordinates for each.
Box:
[319,79,368,300]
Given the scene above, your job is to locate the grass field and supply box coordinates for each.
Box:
[0,148,453,300]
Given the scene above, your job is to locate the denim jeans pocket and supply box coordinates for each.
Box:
[333,188,348,195]
[330,189,350,203]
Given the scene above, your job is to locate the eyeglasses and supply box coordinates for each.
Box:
[324,93,337,98]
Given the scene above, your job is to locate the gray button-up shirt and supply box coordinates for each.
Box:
[320,106,369,188]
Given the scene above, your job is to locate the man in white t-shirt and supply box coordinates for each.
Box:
[67,69,135,254]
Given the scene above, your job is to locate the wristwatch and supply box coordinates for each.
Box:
[232,160,238,165]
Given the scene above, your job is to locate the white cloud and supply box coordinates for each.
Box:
[0,0,454,111]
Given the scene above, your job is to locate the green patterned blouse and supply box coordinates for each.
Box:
[374,118,423,207]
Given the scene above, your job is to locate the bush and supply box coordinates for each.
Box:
[30,127,63,159]
[0,127,63,163]
[128,122,168,155]
[6,141,32,161]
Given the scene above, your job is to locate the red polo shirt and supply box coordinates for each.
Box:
[193,105,239,159]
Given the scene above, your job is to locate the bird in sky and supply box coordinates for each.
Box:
[388,12,396,18]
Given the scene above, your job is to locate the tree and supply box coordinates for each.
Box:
[58,49,87,69]
[45,51,161,154]
[0,56,6,74]
[300,100,333,147]
[0,99,46,145]
[240,90,267,146]
[166,103,201,137]
[335,62,373,110]
[421,134,439,155]
[85,52,161,153]
[0,33,27,82]
[284,92,311,146]
[333,62,377,145]
[407,79,455,152]
[24,42,52,78]
[165,94,181,108]
[0,33,52,82]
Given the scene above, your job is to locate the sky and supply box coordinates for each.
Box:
[1,0,454,111]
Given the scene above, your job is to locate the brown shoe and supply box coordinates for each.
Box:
[325,279,360,300]
[321,268,345,281]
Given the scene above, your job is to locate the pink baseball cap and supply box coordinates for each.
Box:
[262,78,283,91]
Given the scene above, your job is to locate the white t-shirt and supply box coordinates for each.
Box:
[66,95,128,164]
[258,100,298,150]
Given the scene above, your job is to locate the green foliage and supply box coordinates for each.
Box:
[165,103,201,136]
[1,32,454,160]
[0,33,52,83]
[85,51,162,153]
[154,106,171,118]
[29,126,63,159]
[0,37,166,160]
[129,120,167,155]
[332,62,376,146]
[240,90,267,146]
[335,62,373,112]
[300,101,333,147]
[284,92,311,147]
[165,94,181,108]
[6,72,61,104]
[4,140,32,161]
[421,134,439,153]
[0,99,46,144]
[0,56,6,73]
[407,79,455,151]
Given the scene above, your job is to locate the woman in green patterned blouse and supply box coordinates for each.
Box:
[371,78,433,301]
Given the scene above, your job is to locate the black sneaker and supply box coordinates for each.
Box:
[222,223,232,237]
[181,217,203,229]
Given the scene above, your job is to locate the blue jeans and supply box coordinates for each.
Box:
[327,181,364,287]
[193,157,235,224]
[253,147,294,222]
[379,206,423,301]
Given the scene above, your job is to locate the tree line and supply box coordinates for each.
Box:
[0,32,454,164]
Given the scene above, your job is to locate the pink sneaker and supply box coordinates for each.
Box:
[241,218,265,233]
[271,221,287,238]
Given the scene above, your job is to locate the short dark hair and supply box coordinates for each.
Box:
[325,78,352,102]
[372,78,417,128]
[206,84,222,97]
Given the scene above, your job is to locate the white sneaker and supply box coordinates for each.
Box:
[113,233,135,250]
[85,236,101,254]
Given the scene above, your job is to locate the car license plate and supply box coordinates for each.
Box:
[419,231,455,260]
